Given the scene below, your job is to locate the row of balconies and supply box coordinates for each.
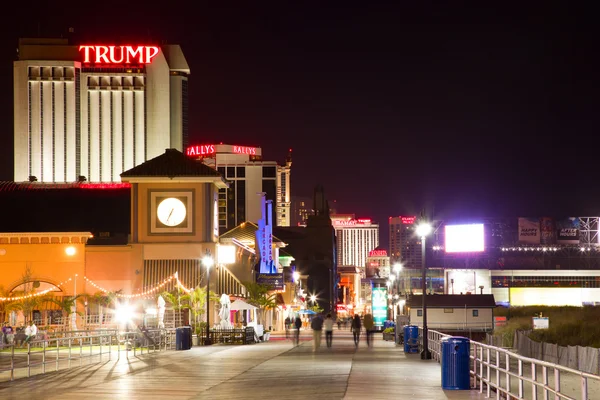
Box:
[87,86,145,91]
[28,77,75,81]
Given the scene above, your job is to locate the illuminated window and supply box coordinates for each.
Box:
[472,310,479,317]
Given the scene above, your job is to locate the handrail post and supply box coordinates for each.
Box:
[505,353,510,396]
[27,343,31,378]
[42,339,46,374]
[10,344,15,381]
[532,362,538,400]
[554,369,560,400]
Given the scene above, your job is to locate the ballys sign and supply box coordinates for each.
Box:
[79,45,160,64]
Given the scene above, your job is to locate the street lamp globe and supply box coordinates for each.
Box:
[203,255,214,269]
[310,294,317,304]
[416,222,432,238]
[293,271,300,283]
[389,274,396,283]
[393,262,402,275]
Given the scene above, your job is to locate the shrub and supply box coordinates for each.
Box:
[494,306,600,348]
[383,327,394,334]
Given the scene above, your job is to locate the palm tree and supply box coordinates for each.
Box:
[243,282,278,326]
[6,266,47,323]
[0,285,9,322]
[161,286,219,332]
[87,291,119,327]
[49,295,84,329]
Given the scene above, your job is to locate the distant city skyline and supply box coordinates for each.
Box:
[1,3,598,233]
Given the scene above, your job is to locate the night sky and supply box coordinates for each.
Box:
[1,3,598,247]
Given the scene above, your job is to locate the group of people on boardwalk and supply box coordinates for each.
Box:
[285,312,375,351]
[1,320,37,347]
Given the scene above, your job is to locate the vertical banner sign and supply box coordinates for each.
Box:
[256,194,276,274]
[556,218,580,244]
[540,217,556,245]
[372,287,388,328]
[518,217,540,244]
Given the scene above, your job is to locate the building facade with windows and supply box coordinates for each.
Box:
[331,214,379,275]
[186,144,292,232]
[389,216,423,268]
[14,38,189,183]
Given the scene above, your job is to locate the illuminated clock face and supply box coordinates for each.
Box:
[156,198,187,227]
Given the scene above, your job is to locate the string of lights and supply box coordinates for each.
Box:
[84,274,186,299]
[0,277,72,302]
[0,272,196,303]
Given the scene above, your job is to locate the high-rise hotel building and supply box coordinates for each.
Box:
[331,214,379,275]
[186,144,292,232]
[389,215,423,268]
[14,38,189,183]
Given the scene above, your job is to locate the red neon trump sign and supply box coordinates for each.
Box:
[79,45,160,64]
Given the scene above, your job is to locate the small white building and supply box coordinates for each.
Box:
[407,294,496,332]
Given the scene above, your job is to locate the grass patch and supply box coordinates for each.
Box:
[493,305,600,348]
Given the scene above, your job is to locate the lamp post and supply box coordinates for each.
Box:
[203,253,214,345]
[388,275,395,320]
[416,221,432,360]
[393,262,402,294]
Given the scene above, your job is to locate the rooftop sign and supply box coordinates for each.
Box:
[333,219,373,226]
[79,45,160,64]
[186,144,260,157]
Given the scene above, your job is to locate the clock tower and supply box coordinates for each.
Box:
[120,148,228,289]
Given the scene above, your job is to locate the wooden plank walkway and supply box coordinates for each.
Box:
[0,330,487,399]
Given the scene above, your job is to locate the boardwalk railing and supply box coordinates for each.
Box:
[422,328,600,400]
[199,327,256,345]
[0,328,176,382]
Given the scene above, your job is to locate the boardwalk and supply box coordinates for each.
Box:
[0,329,486,400]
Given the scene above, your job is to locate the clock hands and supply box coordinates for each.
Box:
[166,208,174,223]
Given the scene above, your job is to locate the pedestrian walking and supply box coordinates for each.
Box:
[294,316,302,345]
[284,316,291,339]
[324,313,334,348]
[337,318,342,330]
[311,313,324,351]
[351,314,361,348]
[363,312,374,347]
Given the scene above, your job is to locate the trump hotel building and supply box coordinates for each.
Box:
[2,38,288,327]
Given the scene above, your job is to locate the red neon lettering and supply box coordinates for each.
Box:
[334,220,358,226]
[79,45,160,64]
[95,46,110,63]
[79,45,93,63]
[186,145,216,156]
[126,46,145,63]
[108,46,124,63]
[401,216,416,224]
[233,146,256,155]
[146,46,159,63]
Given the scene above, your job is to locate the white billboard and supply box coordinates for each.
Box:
[445,224,485,253]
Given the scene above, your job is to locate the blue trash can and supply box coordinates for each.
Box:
[176,326,192,350]
[441,336,470,390]
[403,325,419,353]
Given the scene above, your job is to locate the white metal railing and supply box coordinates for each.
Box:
[422,322,494,331]
[0,328,176,382]
[422,328,600,400]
